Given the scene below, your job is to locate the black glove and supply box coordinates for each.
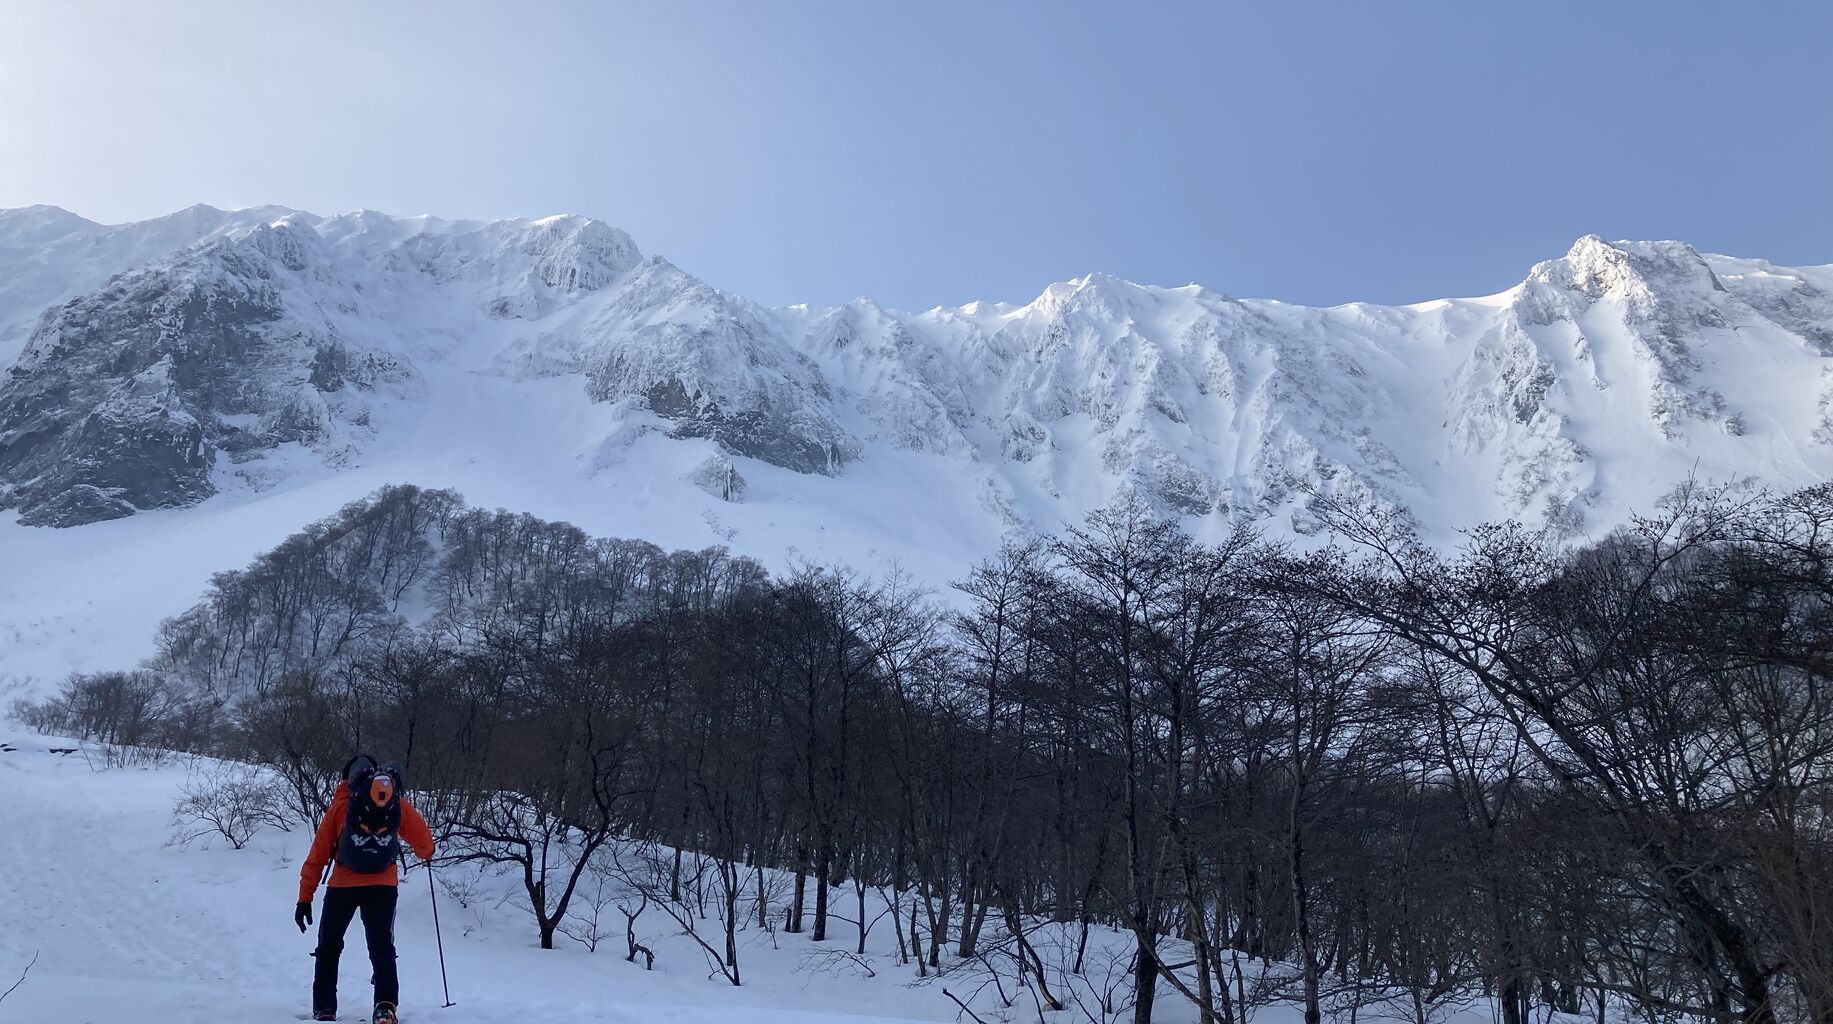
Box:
[295,901,313,933]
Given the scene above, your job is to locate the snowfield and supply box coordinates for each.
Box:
[0,738,954,1024]
[0,737,1518,1024]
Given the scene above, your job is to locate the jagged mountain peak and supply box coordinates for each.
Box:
[1023,271,1154,317]
[0,203,1829,551]
[1529,234,1725,303]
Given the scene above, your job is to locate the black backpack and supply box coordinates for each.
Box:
[337,759,405,873]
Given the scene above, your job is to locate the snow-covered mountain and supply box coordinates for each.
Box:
[5,204,1831,534]
[1,204,1830,685]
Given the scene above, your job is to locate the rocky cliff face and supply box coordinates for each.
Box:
[0,222,401,523]
[1,205,1830,538]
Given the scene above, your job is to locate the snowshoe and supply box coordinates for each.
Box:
[372,1002,399,1024]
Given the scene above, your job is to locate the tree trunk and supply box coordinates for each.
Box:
[1239,863,1262,957]
[957,863,978,957]
[722,860,741,983]
[1291,778,1320,1024]
[756,864,769,929]
[1499,974,1523,1024]
[1133,931,1159,1024]
[813,844,831,942]
[928,894,947,968]
[909,898,926,978]
[1004,899,1064,1012]
[788,848,807,934]
[969,898,992,957]
[1194,925,1219,1024]
[856,878,869,955]
[891,887,910,963]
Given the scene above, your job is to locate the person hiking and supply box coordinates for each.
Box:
[295,754,436,1024]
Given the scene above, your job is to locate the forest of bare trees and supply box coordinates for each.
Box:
[16,482,1833,1024]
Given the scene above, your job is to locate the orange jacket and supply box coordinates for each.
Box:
[298,780,436,903]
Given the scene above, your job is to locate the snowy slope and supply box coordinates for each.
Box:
[1,204,1831,692]
[0,739,959,1024]
[0,735,1535,1024]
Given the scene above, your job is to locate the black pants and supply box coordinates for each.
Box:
[313,885,398,1013]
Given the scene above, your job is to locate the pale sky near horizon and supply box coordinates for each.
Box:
[1,0,1828,311]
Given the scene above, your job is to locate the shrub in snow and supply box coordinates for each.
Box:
[170,760,295,850]
[9,669,219,752]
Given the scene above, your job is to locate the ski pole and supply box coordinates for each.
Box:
[427,862,455,1008]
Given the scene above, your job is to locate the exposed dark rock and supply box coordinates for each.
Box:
[17,483,140,527]
[0,241,288,524]
[687,452,747,502]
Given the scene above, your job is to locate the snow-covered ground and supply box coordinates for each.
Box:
[0,736,963,1024]
[0,733,1523,1024]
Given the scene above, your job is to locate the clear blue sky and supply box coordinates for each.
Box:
[1,0,1827,310]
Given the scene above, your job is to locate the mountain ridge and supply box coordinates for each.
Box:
[2,203,1830,539]
[3,202,1831,690]
[12,203,1801,318]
